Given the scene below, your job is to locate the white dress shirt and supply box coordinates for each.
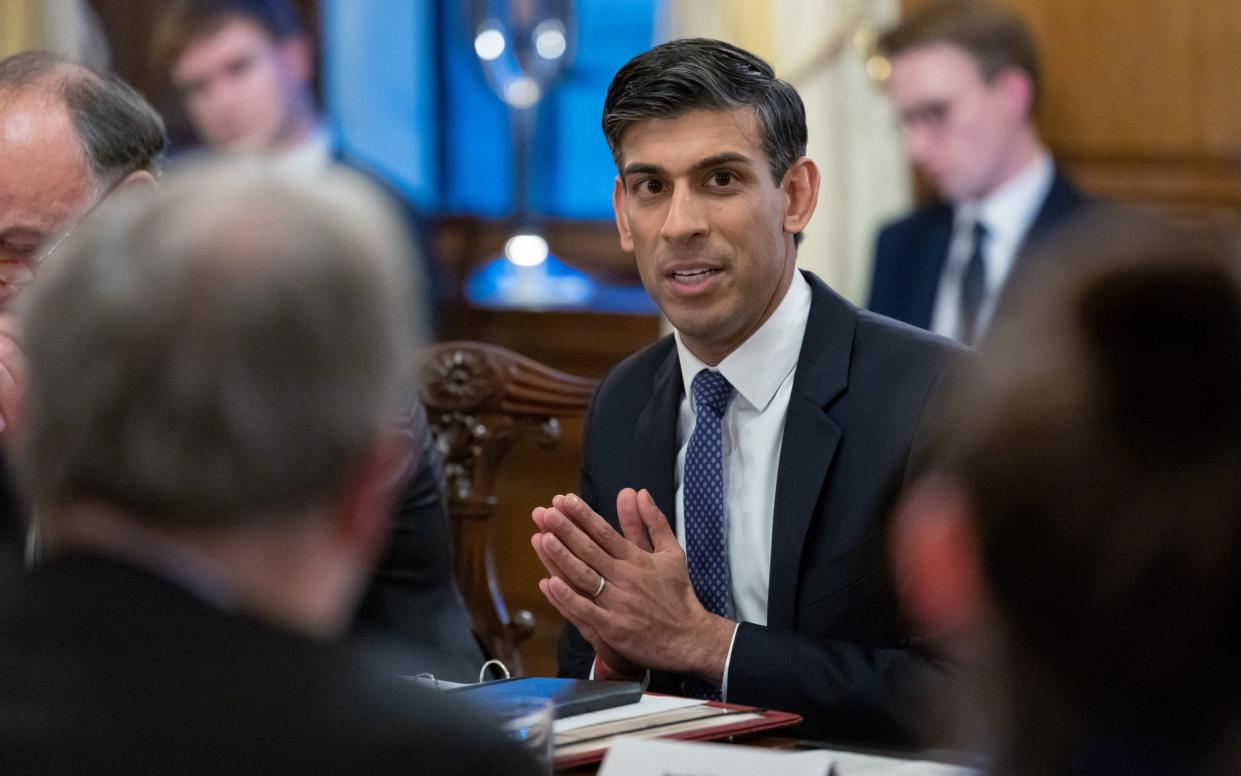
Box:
[669,272,811,696]
[931,151,1054,341]
[270,124,334,184]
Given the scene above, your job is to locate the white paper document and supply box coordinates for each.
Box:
[826,749,979,775]
[599,738,832,776]
[553,694,705,734]
[597,737,981,776]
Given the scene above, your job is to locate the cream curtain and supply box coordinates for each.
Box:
[1,0,45,56]
[663,0,909,304]
[0,0,108,68]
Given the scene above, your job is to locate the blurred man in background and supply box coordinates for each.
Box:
[0,52,481,683]
[149,0,443,326]
[0,50,166,580]
[868,0,1087,346]
[0,163,533,775]
[893,226,1241,773]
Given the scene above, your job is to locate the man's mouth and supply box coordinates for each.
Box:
[670,268,719,281]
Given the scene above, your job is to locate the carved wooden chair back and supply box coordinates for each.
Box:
[418,341,596,674]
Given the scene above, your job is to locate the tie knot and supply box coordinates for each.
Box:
[692,369,734,419]
[972,220,988,242]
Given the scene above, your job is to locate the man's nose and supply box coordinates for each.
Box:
[203,79,241,116]
[903,124,935,166]
[660,186,709,242]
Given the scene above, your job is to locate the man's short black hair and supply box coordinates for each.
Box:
[602,38,807,185]
[0,51,167,179]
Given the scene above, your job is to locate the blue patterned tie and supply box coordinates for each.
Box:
[682,369,734,700]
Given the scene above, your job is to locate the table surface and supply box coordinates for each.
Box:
[557,734,981,774]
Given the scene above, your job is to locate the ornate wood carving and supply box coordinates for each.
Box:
[419,341,597,674]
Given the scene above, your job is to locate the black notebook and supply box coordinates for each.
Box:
[449,677,643,719]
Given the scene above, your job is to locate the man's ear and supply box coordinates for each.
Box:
[278,34,314,89]
[994,67,1034,121]
[117,169,157,192]
[781,157,820,237]
[330,431,408,566]
[890,479,988,643]
[613,175,634,252]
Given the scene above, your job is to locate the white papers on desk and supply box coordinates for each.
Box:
[553,694,705,734]
[596,737,981,776]
[600,738,833,776]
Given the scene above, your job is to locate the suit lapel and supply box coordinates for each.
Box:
[631,344,682,529]
[767,273,854,630]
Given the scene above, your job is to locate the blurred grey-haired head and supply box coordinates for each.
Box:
[15,160,421,528]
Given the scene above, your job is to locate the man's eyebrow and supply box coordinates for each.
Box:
[620,152,754,179]
[689,152,752,173]
[620,162,665,178]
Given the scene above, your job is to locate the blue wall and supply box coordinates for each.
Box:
[322,0,656,219]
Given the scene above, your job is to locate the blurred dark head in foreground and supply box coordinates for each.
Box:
[16,161,419,636]
[894,223,1241,773]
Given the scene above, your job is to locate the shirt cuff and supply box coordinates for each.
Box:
[590,655,650,690]
[720,621,741,703]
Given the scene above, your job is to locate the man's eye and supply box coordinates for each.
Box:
[225,56,254,78]
[0,242,37,260]
[924,104,948,124]
[638,179,664,195]
[710,171,736,187]
[177,79,208,99]
[910,102,949,127]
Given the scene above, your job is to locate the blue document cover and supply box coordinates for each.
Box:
[450,677,643,718]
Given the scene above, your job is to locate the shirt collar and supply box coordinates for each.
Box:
[957,150,1054,245]
[674,271,811,414]
[271,124,335,183]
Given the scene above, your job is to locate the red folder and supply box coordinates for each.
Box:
[553,697,802,770]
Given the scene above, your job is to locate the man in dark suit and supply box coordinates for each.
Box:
[868,0,1087,345]
[0,51,480,681]
[529,38,964,745]
[0,162,535,775]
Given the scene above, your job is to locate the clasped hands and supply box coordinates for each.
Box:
[530,487,734,685]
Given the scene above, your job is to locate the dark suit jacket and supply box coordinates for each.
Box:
[351,400,484,683]
[559,272,966,745]
[0,457,21,584]
[0,551,536,775]
[868,170,1087,333]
